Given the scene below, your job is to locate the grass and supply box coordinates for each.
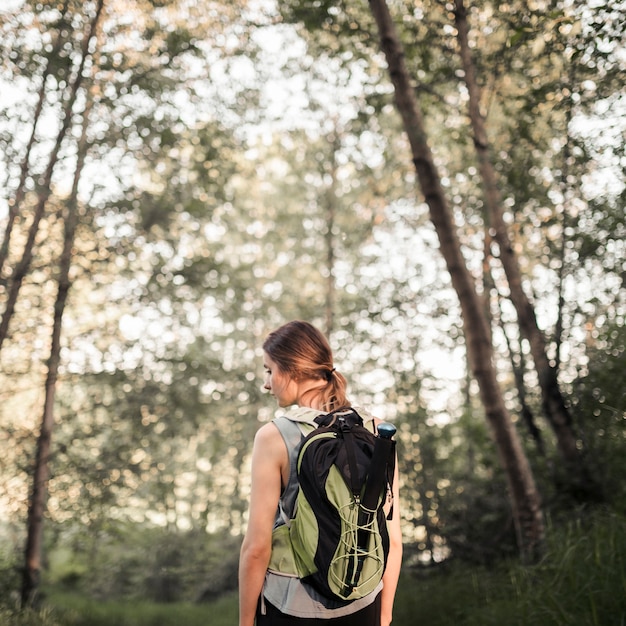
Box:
[61,592,238,626]
[1,591,238,626]
[394,509,626,626]
[3,508,624,625]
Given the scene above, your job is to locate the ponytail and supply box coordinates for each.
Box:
[309,367,349,412]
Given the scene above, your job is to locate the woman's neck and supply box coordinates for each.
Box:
[296,381,326,410]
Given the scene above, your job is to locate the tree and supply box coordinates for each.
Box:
[451,0,587,480]
[1,0,622,593]
[20,2,104,606]
[0,0,103,354]
[2,0,260,600]
[0,0,72,279]
[367,0,544,559]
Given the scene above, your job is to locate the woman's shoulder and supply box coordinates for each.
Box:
[254,420,285,448]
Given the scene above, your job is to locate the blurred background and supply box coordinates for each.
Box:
[0,0,624,624]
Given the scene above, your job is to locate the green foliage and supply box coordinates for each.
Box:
[43,524,240,604]
[2,508,624,625]
[404,402,520,565]
[569,319,626,508]
[1,0,625,605]
[0,606,68,626]
[394,508,626,626]
[51,592,238,626]
[0,592,239,626]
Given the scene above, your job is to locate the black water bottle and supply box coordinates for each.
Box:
[360,422,396,514]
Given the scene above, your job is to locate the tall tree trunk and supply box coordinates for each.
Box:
[452,0,586,476]
[494,282,545,455]
[0,0,104,354]
[554,63,577,376]
[20,42,98,611]
[0,0,71,279]
[368,0,544,559]
[324,130,339,336]
[484,227,544,453]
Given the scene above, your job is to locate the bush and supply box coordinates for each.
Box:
[42,523,240,603]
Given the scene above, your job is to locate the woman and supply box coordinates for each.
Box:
[239,320,402,626]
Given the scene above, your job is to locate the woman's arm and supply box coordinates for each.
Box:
[238,423,285,626]
[380,454,402,626]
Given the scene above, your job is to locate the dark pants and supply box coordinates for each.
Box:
[256,594,381,625]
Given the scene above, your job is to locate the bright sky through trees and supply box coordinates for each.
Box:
[0,0,624,575]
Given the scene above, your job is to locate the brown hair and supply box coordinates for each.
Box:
[263,320,349,412]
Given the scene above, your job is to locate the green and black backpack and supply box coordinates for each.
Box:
[268,406,396,601]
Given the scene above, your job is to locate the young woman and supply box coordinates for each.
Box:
[239,321,402,626]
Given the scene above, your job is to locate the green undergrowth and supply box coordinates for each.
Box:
[394,508,626,626]
[0,591,238,626]
[2,508,624,626]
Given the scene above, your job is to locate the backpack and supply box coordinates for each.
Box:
[268,406,396,602]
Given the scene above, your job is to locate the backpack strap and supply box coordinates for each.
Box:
[339,420,362,497]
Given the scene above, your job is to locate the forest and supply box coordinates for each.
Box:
[0,0,624,624]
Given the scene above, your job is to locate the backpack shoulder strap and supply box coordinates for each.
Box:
[283,406,324,426]
[352,406,377,431]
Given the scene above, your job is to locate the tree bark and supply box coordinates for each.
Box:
[495,282,545,455]
[324,130,340,336]
[368,0,544,559]
[21,86,94,607]
[0,0,104,354]
[554,63,577,376]
[452,0,585,472]
[20,9,101,606]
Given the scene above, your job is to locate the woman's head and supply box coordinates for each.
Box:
[262,320,349,411]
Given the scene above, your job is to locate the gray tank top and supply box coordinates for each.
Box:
[261,406,381,618]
